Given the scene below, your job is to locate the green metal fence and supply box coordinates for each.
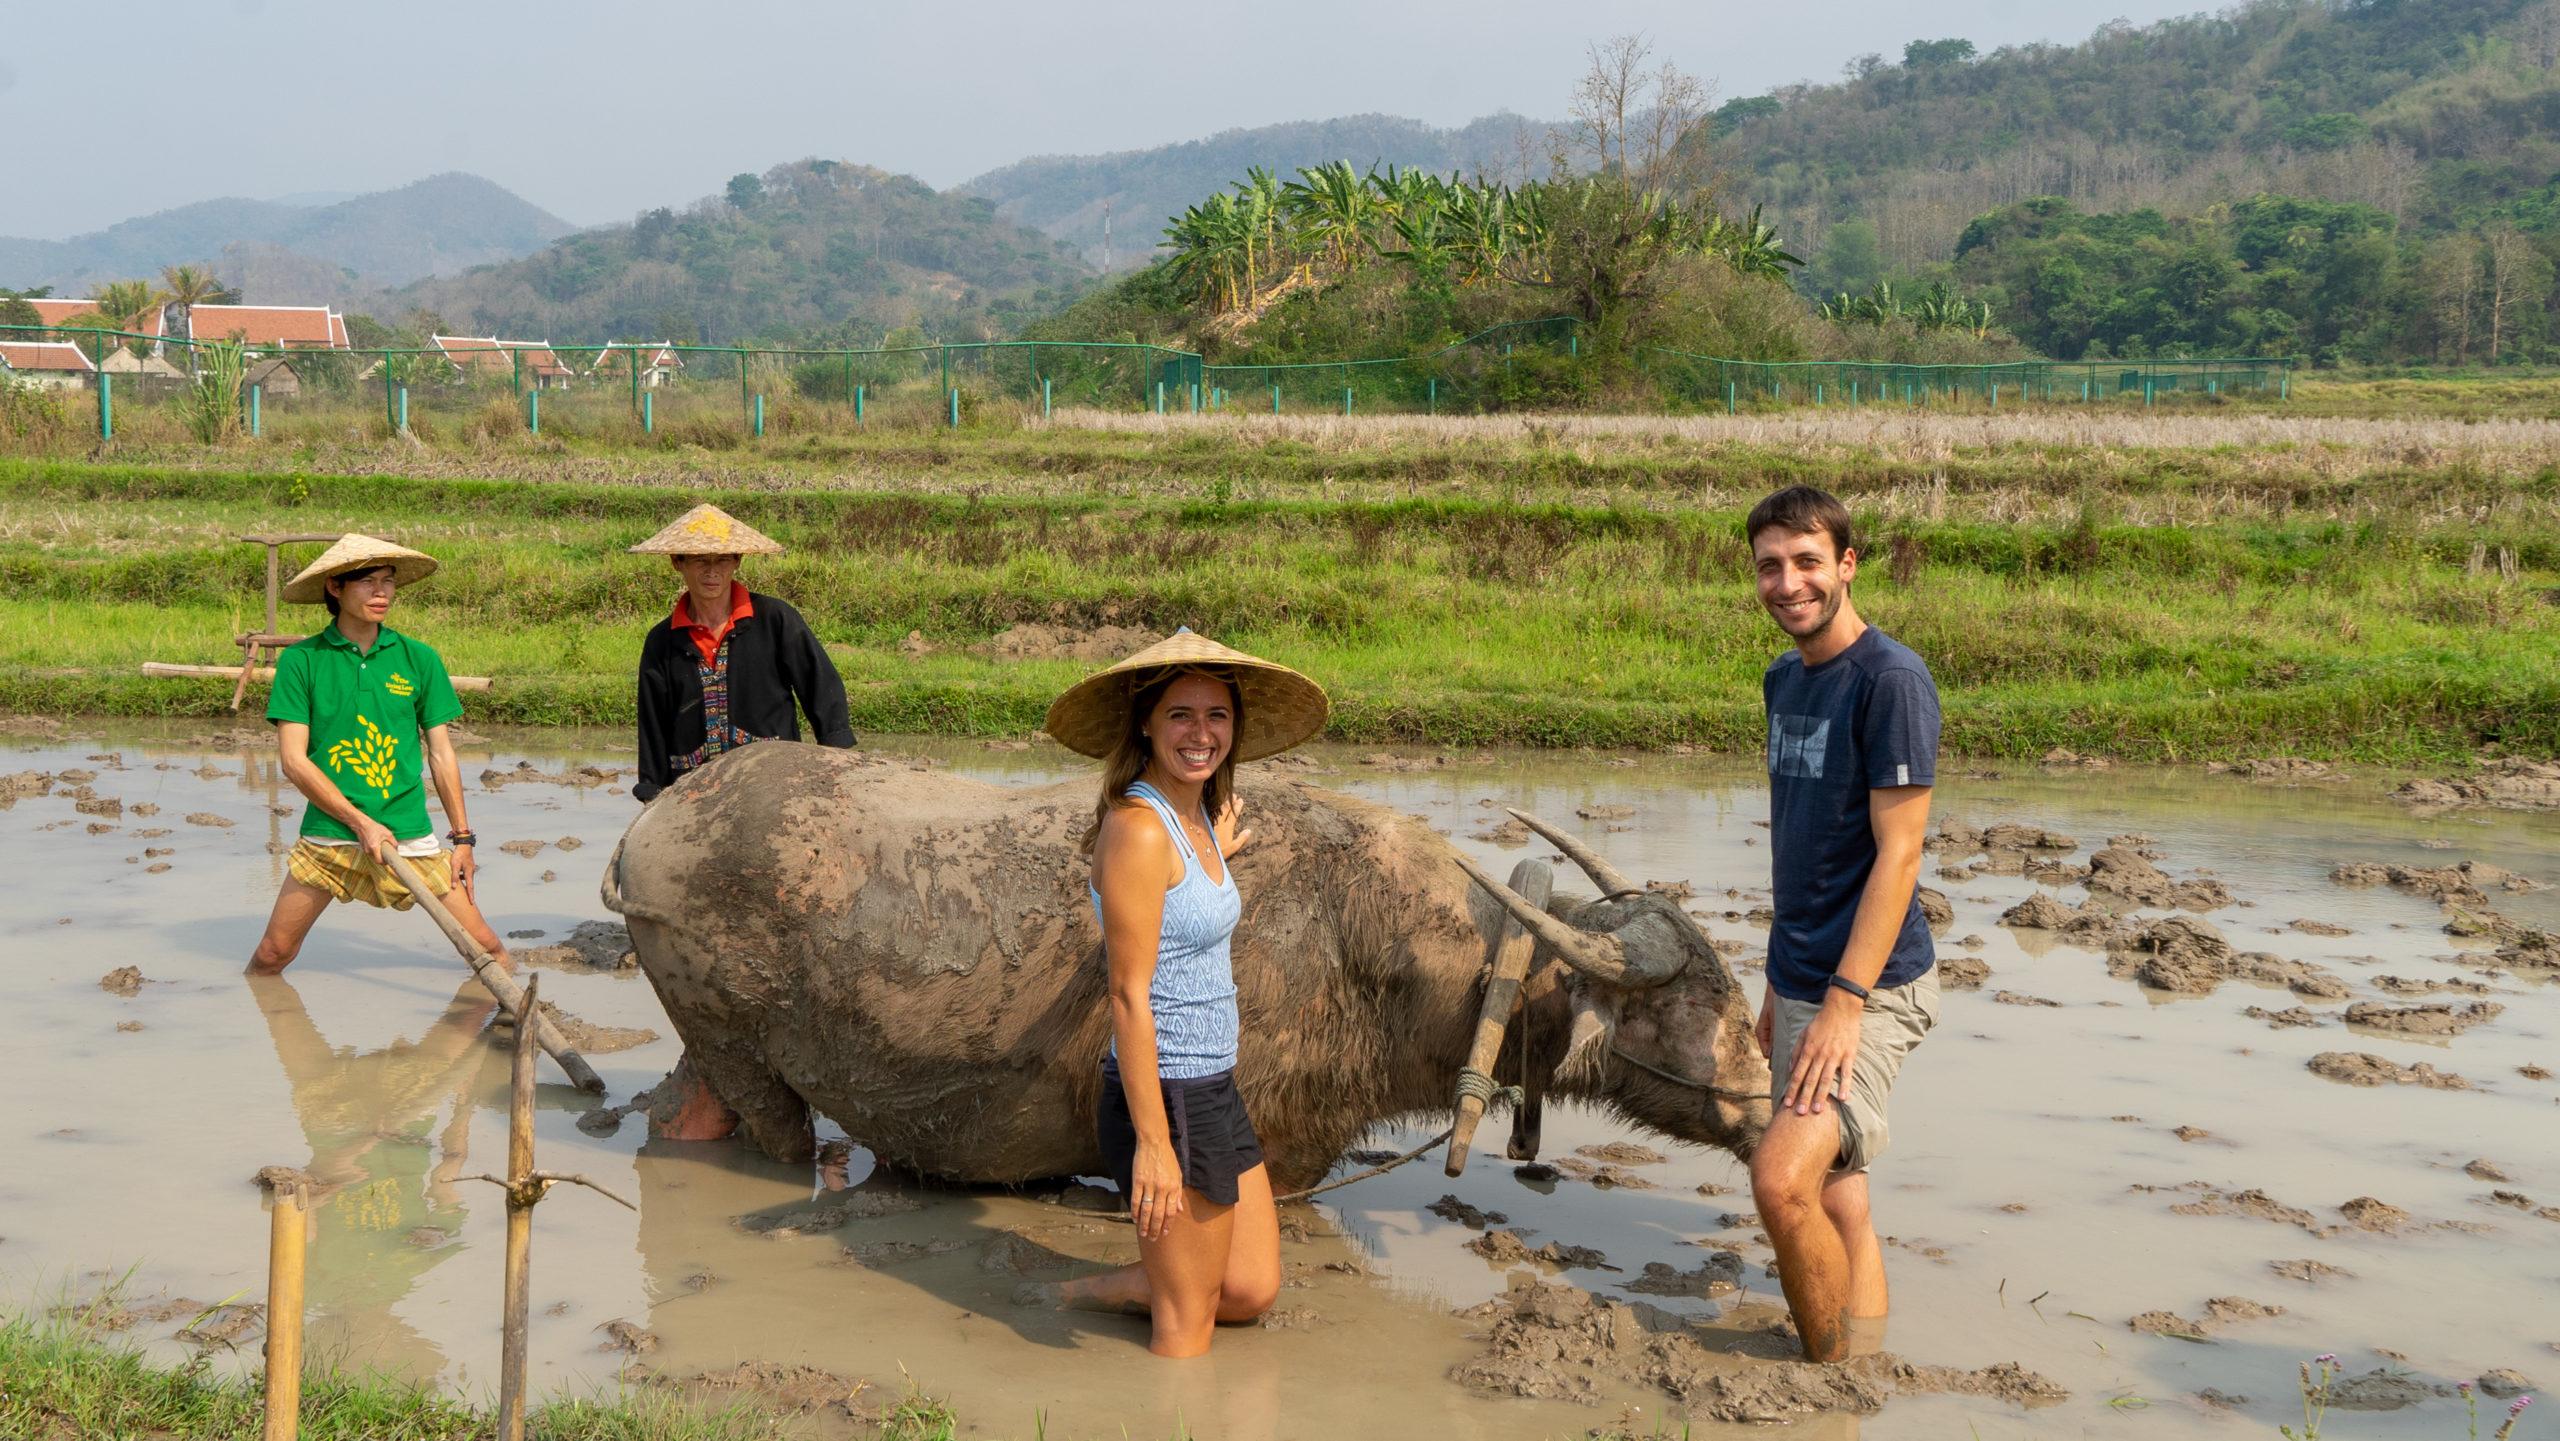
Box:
[0,320,2295,444]
[1647,351,2294,410]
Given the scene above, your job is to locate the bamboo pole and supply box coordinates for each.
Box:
[380,853,605,1092]
[259,1173,308,1441]
[1444,858,1552,1176]
[496,975,538,1441]
[471,975,635,1441]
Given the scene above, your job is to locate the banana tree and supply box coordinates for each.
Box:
[1282,161,1379,272]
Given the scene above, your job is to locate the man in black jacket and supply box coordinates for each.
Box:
[629,504,855,802]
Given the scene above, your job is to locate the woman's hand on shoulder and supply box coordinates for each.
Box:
[1214,794,1254,857]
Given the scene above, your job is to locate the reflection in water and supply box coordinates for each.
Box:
[248,972,504,1371]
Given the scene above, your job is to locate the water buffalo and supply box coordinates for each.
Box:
[603,743,1771,1193]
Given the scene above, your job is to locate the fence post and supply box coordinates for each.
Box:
[1725,382,1736,415]
[98,372,112,440]
[1428,377,1437,415]
[1342,387,1352,416]
[249,383,261,437]
[1042,377,1052,420]
[1990,383,1998,409]
[948,388,959,428]
[397,386,409,433]
[2280,368,2290,401]
[527,389,539,435]
[1569,333,1578,358]
[643,390,653,434]
[1271,384,1280,414]
[753,394,765,438]
[1815,384,1823,407]
[1155,381,1165,415]
[2144,378,2155,408]
[1188,382,1199,414]
[855,385,864,425]
[2083,378,2091,402]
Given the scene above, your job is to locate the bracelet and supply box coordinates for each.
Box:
[1826,973,1872,1001]
[446,830,477,847]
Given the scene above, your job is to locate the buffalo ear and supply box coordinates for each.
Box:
[1556,983,1619,1087]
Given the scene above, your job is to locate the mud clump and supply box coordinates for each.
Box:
[2479,1369,2537,1399]
[2212,757,2347,783]
[596,1319,659,1354]
[2391,757,2560,811]
[2328,860,2530,905]
[76,796,124,818]
[979,1230,1077,1276]
[1575,1141,1666,1166]
[1427,1194,1508,1229]
[2290,918,2354,937]
[666,1361,883,1422]
[2269,1258,2353,1283]
[1576,803,1637,822]
[1472,817,1532,847]
[2107,918,2345,999]
[1466,1229,1611,1270]
[2337,1196,2412,1233]
[838,1237,969,1269]
[98,966,143,997]
[2168,1186,2333,1237]
[2375,974,2493,996]
[1916,886,1952,933]
[1934,821,2078,855]
[1620,1254,1742,1298]
[2085,843,2232,911]
[1992,990,2061,1007]
[2464,1158,2512,1182]
[479,761,619,789]
[2343,1000,2503,1036]
[1939,956,1991,989]
[1551,1156,1657,1189]
[732,1188,922,1237]
[495,1000,656,1054]
[2000,894,2130,948]
[2245,1006,2328,1029]
[182,812,232,828]
[2309,1052,2473,1090]
[516,920,638,971]
[2328,1368,2437,1411]
[498,838,546,858]
[1452,1275,2066,1421]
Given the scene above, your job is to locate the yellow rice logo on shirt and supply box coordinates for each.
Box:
[326,714,401,797]
[384,671,416,697]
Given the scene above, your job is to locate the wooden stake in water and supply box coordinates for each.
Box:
[472,975,635,1441]
[259,1171,308,1441]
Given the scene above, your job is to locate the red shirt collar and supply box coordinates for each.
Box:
[671,582,754,662]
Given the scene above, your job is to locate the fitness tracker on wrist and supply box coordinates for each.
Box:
[1827,973,1872,1001]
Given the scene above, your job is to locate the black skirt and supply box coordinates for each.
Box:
[1096,1063,1265,1208]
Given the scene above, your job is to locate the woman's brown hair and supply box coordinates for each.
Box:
[1080,665,1245,856]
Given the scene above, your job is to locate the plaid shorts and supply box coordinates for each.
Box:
[285,840,451,911]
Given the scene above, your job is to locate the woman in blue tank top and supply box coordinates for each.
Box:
[1027,630,1328,1358]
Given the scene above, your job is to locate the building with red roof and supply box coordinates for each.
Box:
[432,334,577,388]
[188,303,352,350]
[0,340,101,390]
[587,342,684,389]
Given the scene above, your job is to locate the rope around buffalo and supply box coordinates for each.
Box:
[1272,1071,1523,1204]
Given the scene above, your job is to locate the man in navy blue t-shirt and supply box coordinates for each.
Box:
[1744,485,1942,1363]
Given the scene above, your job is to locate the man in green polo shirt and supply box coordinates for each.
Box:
[249,534,513,976]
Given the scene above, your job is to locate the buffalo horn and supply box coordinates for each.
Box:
[1506,809,1638,897]
[1445,858,1553,1177]
[1451,850,1679,988]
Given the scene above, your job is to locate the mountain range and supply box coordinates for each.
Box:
[1,173,575,298]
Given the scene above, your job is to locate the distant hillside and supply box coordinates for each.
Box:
[393,159,1095,345]
[1714,0,2560,278]
[957,113,1549,269]
[0,173,575,297]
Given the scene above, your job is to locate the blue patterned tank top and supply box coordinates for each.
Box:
[1091,780,1242,1079]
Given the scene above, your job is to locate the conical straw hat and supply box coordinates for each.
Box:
[279,533,439,604]
[627,503,784,556]
[1044,628,1329,763]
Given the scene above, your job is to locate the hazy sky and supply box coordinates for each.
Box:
[8,0,2214,236]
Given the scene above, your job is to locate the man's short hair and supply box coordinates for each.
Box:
[321,563,396,617]
[1746,486,1857,560]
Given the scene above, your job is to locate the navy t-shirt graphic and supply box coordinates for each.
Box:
[1763,626,1942,1003]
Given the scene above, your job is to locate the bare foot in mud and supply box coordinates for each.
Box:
[1016,1277,1146,1315]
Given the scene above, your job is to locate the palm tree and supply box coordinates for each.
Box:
[1165,194,1255,312]
[159,265,224,342]
[85,278,166,362]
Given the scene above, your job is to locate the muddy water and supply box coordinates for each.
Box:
[4,722,2554,1439]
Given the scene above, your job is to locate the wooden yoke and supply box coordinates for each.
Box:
[1444,858,1553,1177]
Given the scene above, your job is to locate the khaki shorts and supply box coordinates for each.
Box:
[286,840,451,911]
[1769,967,1939,1174]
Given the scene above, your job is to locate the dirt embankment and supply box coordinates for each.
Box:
[1450,1275,2066,1422]
[2392,757,2560,811]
